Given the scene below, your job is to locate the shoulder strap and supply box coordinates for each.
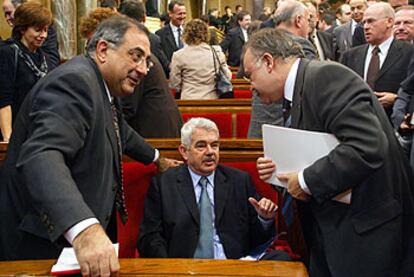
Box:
[210,45,219,75]
[9,43,19,87]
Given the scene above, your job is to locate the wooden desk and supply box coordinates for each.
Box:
[0,258,308,276]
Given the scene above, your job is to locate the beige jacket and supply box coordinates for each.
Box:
[169,43,232,99]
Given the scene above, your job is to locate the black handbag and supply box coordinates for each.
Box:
[211,46,233,98]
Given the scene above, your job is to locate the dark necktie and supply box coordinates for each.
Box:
[177,27,184,49]
[194,176,214,258]
[282,98,292,127]
[309,35,320,60]
[366,46,380,90]
[111,99,128,224]
[352,23,366,47]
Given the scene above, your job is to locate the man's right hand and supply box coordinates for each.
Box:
[72,224,119,277]
[257,157,276,182]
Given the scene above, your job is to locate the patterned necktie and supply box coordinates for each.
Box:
[177,27,184,49]
[111,99,128,224]
[194,176,214,258]
[366,46,380,90]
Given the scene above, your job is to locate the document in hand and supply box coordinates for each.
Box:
[262,124,351,204]
[51,243,119,275]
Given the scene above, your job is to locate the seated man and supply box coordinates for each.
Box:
[138,118,279,259]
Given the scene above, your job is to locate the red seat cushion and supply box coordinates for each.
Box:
[117,162,157,258]
[182,113,233,138]
[234,89,252,98]
[236,113,251,138]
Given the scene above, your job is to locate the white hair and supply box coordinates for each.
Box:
[181,118,219,149]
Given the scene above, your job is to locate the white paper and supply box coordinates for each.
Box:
[51,243,119,275]
[262,124,351,204]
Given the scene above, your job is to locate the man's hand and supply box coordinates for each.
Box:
[400,113,414,130]
[257,157,276,182]
[156,157,183,173]
[374,92,397,108]
[277,172,310,202]
[248,197,278,220]
[72,224,119,277]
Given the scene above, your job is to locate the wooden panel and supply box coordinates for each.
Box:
[0,258,308,276]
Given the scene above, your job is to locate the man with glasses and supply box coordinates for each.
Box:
[0,17,179,276]
[341,2,414,118]
[248,28,414,277]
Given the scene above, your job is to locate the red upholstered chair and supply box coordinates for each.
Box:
[236,113,251,138]
[117,162,157,258]
[182,113,233,138]
[234,89,252,98]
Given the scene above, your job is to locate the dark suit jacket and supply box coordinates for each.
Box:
[0,55,156,260]
[340,39,414,116]
[290,59,414,276]
[155,24,179,68]
[41,25,60,69]
[121,55,182,138]
[138,164,275,259]
[149,33,169,78]
[316,30,335,61]
[220,26,245,67]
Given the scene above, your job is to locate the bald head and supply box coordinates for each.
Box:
[363,2,395,45]
[273,0,310,38]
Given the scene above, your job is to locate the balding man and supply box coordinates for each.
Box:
[394,5,414,42]
[341,2,414,118]
[248,0,317,138]
[336,4,352,26]
[334,0,368,58]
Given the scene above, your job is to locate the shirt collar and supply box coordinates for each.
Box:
[188,166,215,189]
[284,58,301,102]
[368,35,394,56]
[103,81,112,102]
[170,22,182,32]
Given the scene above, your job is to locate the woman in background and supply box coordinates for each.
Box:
[169,19,231,100]
[0,2,53,142]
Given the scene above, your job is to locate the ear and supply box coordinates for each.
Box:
[262,53,274,72]
[178,144,189,161]
[386,17,394,29]
[294,15,302,28]
[95,39,110,64]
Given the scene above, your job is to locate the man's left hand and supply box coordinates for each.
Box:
[248,197,277,220]
[156,157,183,173]
[374,92,397,108]
[277,172,310,202]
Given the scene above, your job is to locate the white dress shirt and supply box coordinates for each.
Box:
[363,36,394,82]
[170,22,183,48]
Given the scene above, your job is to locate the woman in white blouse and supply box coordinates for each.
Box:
[169,19,232,99]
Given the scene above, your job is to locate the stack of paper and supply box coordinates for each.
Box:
[51,243,119,275]
[262,124,351,204]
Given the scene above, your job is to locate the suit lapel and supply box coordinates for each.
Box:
[356,45,369,78]
[376,39,400,80]
[238,27,245,43]
[214,166,231,225]
[291,59,310,128]
[176,166,200,224]
[167,25,179,50]
[87,56,121,179]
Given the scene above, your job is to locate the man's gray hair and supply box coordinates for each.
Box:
[273,0,307,27]
[244,28,304,61]
[368,2,395,19]
[181,118,219,149]
[86,15,148,55]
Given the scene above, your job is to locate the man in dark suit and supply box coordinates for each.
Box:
[220,11,251,67]
[121,55,183,138]
[0,17,179,275]
[119,0,170,77]
[248,0,317,139]
[155,0,186,75]
[138,118,278,259]
[334,0,368,60]
[341,2,414,117]
[245,28,414,277]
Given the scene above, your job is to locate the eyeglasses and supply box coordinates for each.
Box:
[127,47,154,71]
